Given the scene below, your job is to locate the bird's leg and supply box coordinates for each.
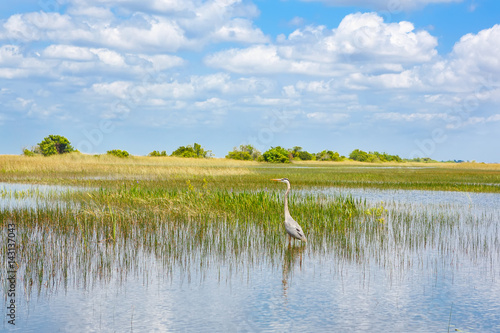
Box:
[288,234,291,247]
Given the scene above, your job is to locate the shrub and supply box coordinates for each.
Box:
[22,148,36,157]
[226,145,261,161]
[349,149,370,162]
[37,135,75,156]
[149,150,167,157]
[262,146,291,163]
[289,146,313,161]
[107,149,130,158]
[171,143,211,158]
[316,150,342,161]
[226,151,252,160]
[349,149,402,162]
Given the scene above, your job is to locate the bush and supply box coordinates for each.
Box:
[349,149,402,162]
[316,150,342,161]
[262,146,291,163]
[149,150,167,157]
[37,135,75,156]
[171,143,211,158]
[22,148,36,157]
[297,150,314,160]
[226,151,252,160]
[107,149,130,158]
[349,149,370,162]
[289,146,314,161]
[22,145,42,156]
[226,145,261,161]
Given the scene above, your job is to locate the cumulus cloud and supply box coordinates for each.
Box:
[300,0,462,11]
[0,43,184,79]
[413,24,500,94]
[1,0,499,138]
[306,111,349,123]
[0,45,50,78]
[89,73,276,107]
[0,0,267,52]
[205,13,437,76]
[374,112,451,122]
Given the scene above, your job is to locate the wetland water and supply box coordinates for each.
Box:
[1,183,500,332]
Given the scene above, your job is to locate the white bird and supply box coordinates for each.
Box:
[271,178,307,245]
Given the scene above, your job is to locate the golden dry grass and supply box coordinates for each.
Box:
[1,154,499,192]
[292,159,500,170]
[0,153,258,179]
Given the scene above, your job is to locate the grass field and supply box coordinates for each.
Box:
[1,153,499,192]
[1,154,499,295]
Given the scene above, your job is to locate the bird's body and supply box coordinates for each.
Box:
[272,178,307,245]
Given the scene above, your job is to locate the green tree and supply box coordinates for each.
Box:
[226,150,252,160]
[226,144,261,161]
[297,150,313,160]
[171,143,211,158]
[148,150,167,157]
[107,149,129,158]
[349,149,370,162]
[316,150,342,161]
[350,149,402,163]
[38,135,75,156]
[262,146,291,163]
[288,146,313,161]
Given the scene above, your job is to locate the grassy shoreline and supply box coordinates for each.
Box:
[1,154,499,294]
[1,154,499,192]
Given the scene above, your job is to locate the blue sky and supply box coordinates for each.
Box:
[1,0,499,162]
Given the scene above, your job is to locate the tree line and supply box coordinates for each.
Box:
[22,135,434,163]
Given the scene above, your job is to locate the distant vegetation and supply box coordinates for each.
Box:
[262,146,291,163]
[349,149,402,163]
[107,149,130,158]
[171,143,211,158]
[226,145,261,161]
[148,150,167,157]
[21,135,445,164]
[23,135,76,157]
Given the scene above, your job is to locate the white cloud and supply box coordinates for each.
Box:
[413,24,500,95]
[0,45,50,78]
[346,70,423,89]
[300,0,462,11]
[89,73,276,107]
[205,44,334,75]
[306,112,349,123]
[446,114,500,129]
[92,81,133,99]
[205,13,437,76]
[0,0,267,52]
[1,12,74,41]
[194,97,230,109]
[43,45,95,61]
[374,112,451,122]
[0,43,185,79]
[211,18,267,44]
[450,24,500,76]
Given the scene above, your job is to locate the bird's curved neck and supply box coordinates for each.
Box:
[284,182,291,218]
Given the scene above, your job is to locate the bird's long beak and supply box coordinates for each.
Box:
[271,179,280,181]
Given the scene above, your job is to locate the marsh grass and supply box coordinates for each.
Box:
[1,155,499,297]
[1,155,499,192]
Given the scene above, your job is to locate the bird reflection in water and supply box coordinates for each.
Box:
[282,244,305,298]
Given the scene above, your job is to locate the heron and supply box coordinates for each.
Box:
[271,178,307,246]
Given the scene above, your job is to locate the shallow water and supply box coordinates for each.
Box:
[2,184,500,332]
[0,182,83,210]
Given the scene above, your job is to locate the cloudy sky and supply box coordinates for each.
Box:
[1,0,499,162]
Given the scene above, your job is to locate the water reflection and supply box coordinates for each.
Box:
[0,182,84,210]
[1,184,500,331]
[282,245,304,298]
